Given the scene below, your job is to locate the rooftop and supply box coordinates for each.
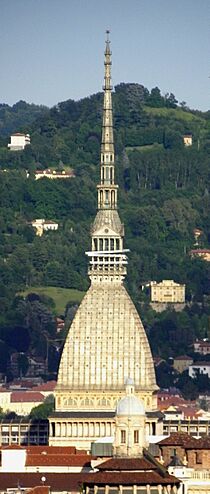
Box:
[158,432,210,449]
[11,391,45,403]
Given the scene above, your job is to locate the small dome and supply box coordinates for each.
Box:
[116,395,145,416]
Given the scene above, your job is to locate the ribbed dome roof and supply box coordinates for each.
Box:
[116,394,145,416]
[57,284,157,392]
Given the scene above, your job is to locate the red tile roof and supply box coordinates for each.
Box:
[26,454,92,468]
[32,381,57,392]
[26,445,77,455]
[0,387,9,392]
[85,471,179,486]
[11,391,45,403]
[2,444,24,450]
[0,473,86,491]
[190,249,210,254]
[26,487,50,494]
[173,355,192,361]
[158,433,210,449]
[97,458,157,471]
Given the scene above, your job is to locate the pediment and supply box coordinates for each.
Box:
[93,226,119,237]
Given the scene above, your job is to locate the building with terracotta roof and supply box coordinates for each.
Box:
[83,455,179,494]
[190,249,210,261]
[0,444,93,473]
[32,381,57,398]
[0,383,179,493]
[158,432,210,492]
[9,391,45,415]
[193,340,210,355]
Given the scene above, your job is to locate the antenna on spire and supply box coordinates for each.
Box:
[105,29,111,55]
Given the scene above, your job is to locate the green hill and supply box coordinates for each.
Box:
[20,286,85,315]
[0,83,209,381]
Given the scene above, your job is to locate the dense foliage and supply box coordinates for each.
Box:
[0,84,209,395]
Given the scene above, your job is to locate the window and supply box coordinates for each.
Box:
[121,430,126,443]
[134,430,139,443]
[99,239,103,251]
[196,451,202,464]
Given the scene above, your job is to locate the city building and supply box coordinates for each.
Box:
[193,340,210,355]
[173,356,193,374]
[190,249,210,262]
[183,133,192,147]
[34,168,75,180]
[189,363,210,379]
[0,417,49,446]
[150,280,185,303]
[159,433,210,493]
[8,133,30,150]
[162,417,210,437]
[0,384,179,494]
[49,33,159,450]
[9,352,46,378]
[31,219,59,236]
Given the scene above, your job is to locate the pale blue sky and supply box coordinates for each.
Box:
[0,0,209,110]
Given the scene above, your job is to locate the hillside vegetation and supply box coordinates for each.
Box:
[20,286,85,314]
[0,83,209,390]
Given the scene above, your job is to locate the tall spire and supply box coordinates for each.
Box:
[97,29,118,210]
[86,32,128,282]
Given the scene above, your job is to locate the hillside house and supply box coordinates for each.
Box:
[8,133,30,150]
[150,280,185,303]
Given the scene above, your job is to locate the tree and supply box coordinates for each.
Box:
[165,93,178,109]
[29,394,55,419]
[147,87,165,107]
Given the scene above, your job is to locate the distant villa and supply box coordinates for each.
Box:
[34,168,75,180]
[30,218,59,236]
[190,249,210,262]
[8,132,30,151]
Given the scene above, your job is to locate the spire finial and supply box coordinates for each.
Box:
[105,29,111,55]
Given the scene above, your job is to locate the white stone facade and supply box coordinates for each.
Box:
[8,133,30,150]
